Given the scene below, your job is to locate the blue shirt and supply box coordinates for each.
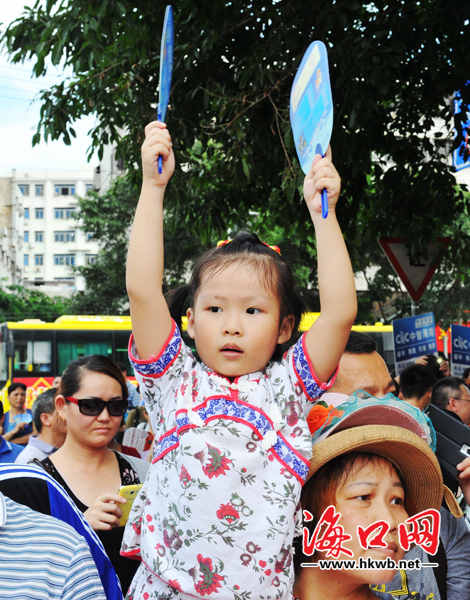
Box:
[126,380,143,408]
[3,409,33,441]
[0,437,23,464]
[0,464,123,600]
[0,492,106,599]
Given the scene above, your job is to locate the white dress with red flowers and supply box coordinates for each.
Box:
[122,321,335,600]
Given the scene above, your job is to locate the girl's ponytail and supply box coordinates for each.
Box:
[165,285,191,329]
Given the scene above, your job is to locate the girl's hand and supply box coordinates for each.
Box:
[84,493,127,531]
[142,121,175,188]
[303,146,341,217]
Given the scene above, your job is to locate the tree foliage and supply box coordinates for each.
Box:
[70,177,206,314]
[69,178,135,315]
[0,285,70,322]
[3,0,470,320]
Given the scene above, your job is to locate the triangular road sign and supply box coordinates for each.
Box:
[378,237,451,302]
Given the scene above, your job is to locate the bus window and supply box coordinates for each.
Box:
[114,331,132,373]
[12,330,53,375]
[56,330,113,374]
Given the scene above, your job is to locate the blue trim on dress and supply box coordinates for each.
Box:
[293,333,330,401]
[153,396,310,482]
[130,325,182,377]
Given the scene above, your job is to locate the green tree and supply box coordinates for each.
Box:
[0,285,70,322]
[3,0,470,319]
[70,177,205,314]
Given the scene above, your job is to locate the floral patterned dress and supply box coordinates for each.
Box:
[122,321,335,600]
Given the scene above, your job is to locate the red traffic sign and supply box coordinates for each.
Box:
[378,237,451,302]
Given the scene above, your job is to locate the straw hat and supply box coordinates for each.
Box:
[308,424,442,517]
[306,394,452,517]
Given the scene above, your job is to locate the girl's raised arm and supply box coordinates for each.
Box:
[302,148,357,383]
[126,122,175,360]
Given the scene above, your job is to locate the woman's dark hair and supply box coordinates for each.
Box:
[165,233,306,359]
[57,355,128,401]
[8,382,27,395]
[293,452,406,573]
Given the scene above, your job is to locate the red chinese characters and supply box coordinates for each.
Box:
[398,509,441,555]
[303,507,441,557]
[357,520,390,549]
[303,506,353,559]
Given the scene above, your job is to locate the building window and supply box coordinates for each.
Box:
[35,254,43,266]
[54,254,75,266]
[18,184,29,196]
[54,208,76,219]
[35,208,44,219]
[54,231,75,242]
[24,208,30,220]
[24,231,29,243]
[35,184,44,196]
[24,254,29,266]
[54,184,75,196]
[85,232,94,242]
[85,183,94,193]
[85,254,97,265]
[35,231,43,242]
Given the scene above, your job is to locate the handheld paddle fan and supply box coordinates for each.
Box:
[158,5,174,174]
[290,41,333,218]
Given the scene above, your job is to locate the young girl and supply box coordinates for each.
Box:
[122,121,357,599]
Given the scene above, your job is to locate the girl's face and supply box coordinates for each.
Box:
[187,262,294,378]
[318,456,408,585]
[59,371,123,448]
[9,387,26,410]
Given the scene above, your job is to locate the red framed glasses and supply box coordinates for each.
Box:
[66,396,128,417]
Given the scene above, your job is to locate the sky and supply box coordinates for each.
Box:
[0,0,98,175]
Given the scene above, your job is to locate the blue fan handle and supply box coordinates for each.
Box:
[158,104,163,174]
[315,143,328,219]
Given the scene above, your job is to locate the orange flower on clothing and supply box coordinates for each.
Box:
[307,404,343,435]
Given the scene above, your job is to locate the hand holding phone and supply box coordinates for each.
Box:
[117,484,143,527]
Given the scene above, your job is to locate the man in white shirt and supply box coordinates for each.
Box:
[15,388,66,464]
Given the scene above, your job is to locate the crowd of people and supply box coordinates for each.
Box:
[0,120,468,600]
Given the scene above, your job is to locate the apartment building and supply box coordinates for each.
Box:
[0,178,23,285]
[0,167,100,296]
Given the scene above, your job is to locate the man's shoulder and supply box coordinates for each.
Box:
[4,493,79,537]
[0,438,23,463]
[14,439,50,464]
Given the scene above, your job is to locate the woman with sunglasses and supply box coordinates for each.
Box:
[34,355,149,595]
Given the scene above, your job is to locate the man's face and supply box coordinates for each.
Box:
[449,384,470,425]
[329,351,396,398]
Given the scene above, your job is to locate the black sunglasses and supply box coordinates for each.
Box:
[66,396,128,417]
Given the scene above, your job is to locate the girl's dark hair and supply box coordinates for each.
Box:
[293,452,405,573]
[57,355,128,401]
[165,232,306,359]
[8,382,27,395]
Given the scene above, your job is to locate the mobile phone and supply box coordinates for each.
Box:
[117,484,143,527]
[425,404,470,493]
